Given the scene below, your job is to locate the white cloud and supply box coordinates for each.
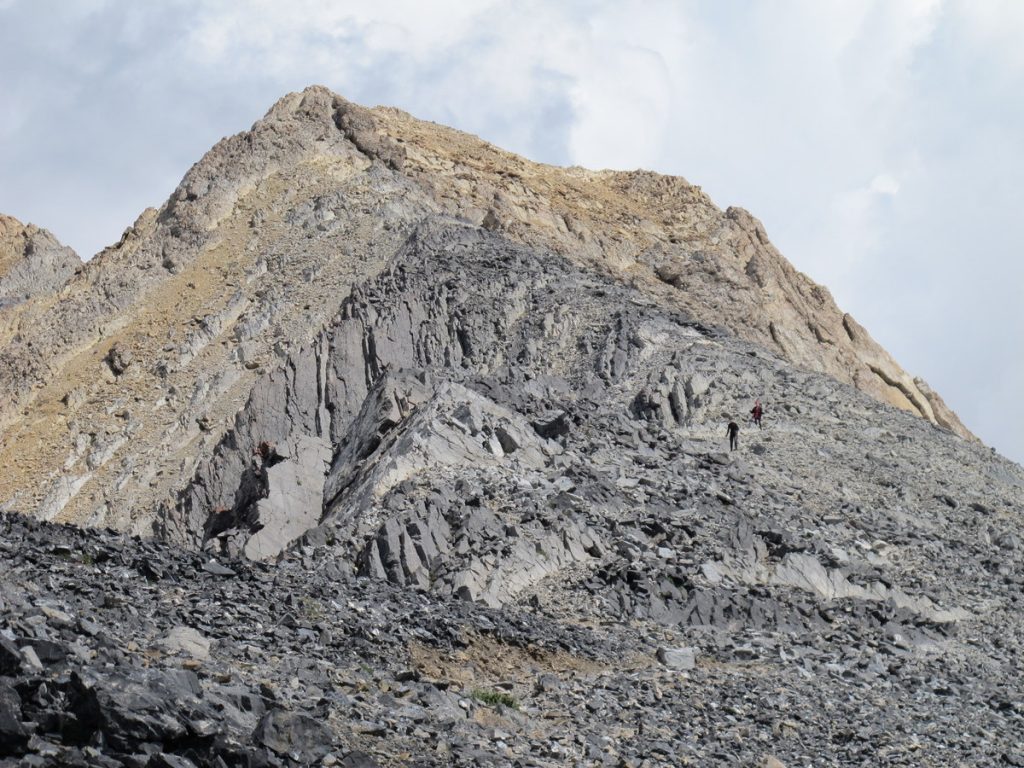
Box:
[869,174,900,195]
[950,0,1024,74]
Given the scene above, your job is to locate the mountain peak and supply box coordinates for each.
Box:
[0,89,971,535]
[1,88,1022,768]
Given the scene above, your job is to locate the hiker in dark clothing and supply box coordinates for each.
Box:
[726,421,740,451]
[751,399,763,430]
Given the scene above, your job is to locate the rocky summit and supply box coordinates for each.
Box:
[0,86,1022,767]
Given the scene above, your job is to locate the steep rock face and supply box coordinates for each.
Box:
[0,85,970,537]
[0,89,435,531]
[0,214,80,304]
[158,220,604,561]
[154,219,1023,632]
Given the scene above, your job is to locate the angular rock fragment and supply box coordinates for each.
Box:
[656,646,697,670]
[253,708,333,760]
[0,679,28,754]
[156,627,212,660]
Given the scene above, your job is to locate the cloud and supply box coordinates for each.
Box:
[950,0,1024,74]
[869,174,900,195]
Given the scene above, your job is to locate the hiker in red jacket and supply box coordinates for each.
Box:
[750,399,763,430]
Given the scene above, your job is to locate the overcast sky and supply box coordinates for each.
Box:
[1,0,1021,464]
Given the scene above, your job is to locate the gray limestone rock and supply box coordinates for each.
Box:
[156,627,212,660]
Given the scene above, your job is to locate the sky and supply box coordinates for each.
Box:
[0,0,1021,464]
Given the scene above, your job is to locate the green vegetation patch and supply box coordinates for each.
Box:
[471,688,519,709]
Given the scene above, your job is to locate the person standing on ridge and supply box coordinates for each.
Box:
[726,420,740,451]
[751,399,763,430]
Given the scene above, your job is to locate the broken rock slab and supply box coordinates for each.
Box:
[243,434,333,561]
[657,646,697,671]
